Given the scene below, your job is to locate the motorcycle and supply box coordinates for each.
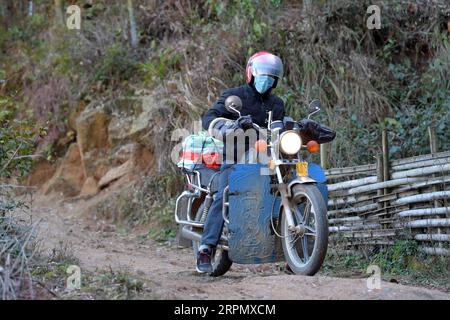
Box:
[175,96,330,276]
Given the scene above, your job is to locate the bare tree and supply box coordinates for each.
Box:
[0,2,6,25]
[303,0,312,12]
[28,0,33,17]
[127,0,138,48]
[54,0,64,25]
[1,0,18,27]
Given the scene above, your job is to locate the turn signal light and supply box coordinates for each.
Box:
[307,140,320,153]
[268,160,276,170]
[255,140,267,153]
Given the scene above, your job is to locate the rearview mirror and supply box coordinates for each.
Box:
[308,99,321,119]
[225,95,242,116]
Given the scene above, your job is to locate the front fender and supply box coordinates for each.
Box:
[286,163,328,202]
[287,177,316,197]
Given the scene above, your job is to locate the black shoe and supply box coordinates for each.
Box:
[196,247,213,273]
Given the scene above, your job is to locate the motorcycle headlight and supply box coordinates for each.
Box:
[279,130,302,155]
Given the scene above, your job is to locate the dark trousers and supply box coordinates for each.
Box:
[200,163,233,247]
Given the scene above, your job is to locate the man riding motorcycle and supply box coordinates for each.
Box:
[197,51,285,273]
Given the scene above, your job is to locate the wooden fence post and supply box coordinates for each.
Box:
[428,126,444,251]
[428,126,438,154]
[376,155,384,210]
[428,126,441,210]
[381,129,390,213]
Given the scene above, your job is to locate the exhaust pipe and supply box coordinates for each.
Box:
[180,226,229,250]
[181,227,202,243]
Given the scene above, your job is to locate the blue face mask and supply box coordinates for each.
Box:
[254,75,275,94]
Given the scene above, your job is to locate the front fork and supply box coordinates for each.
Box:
[278,184,297,232]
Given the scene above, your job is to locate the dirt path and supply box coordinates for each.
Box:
[31,193,450,300]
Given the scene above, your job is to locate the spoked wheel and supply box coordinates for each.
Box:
[281,184,328,275]
[192,203,232,277]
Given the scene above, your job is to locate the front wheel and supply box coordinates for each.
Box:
[281,184,328,276]
[192,202,232,277]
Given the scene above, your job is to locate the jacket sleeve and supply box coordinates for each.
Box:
[202,89,234,131]
[272,96,285,121]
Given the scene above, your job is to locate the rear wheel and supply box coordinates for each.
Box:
[192,202,232,277]
[281,184,328,275]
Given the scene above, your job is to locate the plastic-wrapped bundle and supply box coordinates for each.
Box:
[177,132,223,170]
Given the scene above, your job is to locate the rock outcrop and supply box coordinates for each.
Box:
[80,176,99,197]
[43,143,85,197]
[76,104,110,154]
[98,158,135,189]
[76,104,111,180]
[38,97,155,198]
[26,161,56,187]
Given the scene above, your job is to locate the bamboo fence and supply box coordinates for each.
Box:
[322,128,450,257]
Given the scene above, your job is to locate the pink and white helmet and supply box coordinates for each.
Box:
[245,51,283,84]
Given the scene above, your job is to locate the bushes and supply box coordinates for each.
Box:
[277,1,449,164]
[323,239,450,290]
[93,44,139,83]
[2,0,449,171]
[0,125,35,179]
[382,30,450,155]
[370,240,419,274]
[138,48,182,85]
[0,189,39,299]
[0,97,36,179]
[159,0,449,166]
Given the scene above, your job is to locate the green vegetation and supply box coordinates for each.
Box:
[138,48,182,85]
[322,240,450,291]
[1,0,448,174]
[86,269,146,300]
[0,189,38,299]
[31,241,81,293]
[0,96,37,179]
[94,44,139,83]
[32,241,156,300]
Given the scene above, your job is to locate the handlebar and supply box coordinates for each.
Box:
[252,122,261,131]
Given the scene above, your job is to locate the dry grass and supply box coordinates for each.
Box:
[0,188,40,300]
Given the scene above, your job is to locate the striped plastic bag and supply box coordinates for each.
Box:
[177,131,223,170]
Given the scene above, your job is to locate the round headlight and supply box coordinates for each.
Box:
[280,131,302,155]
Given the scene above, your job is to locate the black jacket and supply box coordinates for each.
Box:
[202,84,285,164]
[202,84,285,131]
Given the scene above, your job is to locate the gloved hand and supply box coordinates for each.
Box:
[208,115,254,140]
[235,115,253,130]
[297,119,336,144]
